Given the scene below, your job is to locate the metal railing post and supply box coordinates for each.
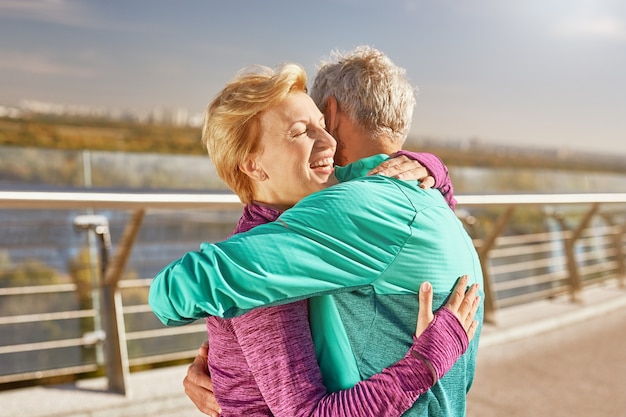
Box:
[476,205,515,324]
[601,213,625,288]
[619,221,626,289]
[74,214,131,396]
[554,204,600,302]
[103,210,145,286]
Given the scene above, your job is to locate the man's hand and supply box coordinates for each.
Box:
[367,154,436,189]
[183,342,221,416]
[415,275,480,341]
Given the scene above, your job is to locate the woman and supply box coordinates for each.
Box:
[152,63,480,416]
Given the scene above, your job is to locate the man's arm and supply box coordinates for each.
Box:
[183,342,221,417]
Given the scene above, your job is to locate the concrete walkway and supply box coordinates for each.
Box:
[468,280,626,417]
[1,280,625,417]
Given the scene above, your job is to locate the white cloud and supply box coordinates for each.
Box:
[0,51,96,78]
[0,0,93,27]
[553,15,626,41]
[0,0,144,32]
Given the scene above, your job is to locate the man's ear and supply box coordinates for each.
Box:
[325,96,338,133]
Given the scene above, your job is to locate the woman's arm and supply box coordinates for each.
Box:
[400,151,456,210]
[229,279,478,417]
[368,151,456,210]
[148,177,459,325]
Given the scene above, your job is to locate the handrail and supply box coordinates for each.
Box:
[457,193,626,205]
[2,190,626,209]
[0,190,243,209]
[1,190,624,393]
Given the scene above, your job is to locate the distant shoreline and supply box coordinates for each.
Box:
[1,115,625,175]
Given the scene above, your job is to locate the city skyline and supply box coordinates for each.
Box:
[1,0,625,156]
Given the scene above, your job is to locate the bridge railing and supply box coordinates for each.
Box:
[0,190,624,395]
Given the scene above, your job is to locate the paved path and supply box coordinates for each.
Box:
[1,280,625,417]
[467,291,626,417]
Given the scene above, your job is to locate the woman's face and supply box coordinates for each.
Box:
[251,91,337,209]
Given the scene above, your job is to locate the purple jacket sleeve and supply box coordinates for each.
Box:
[396,150,457,211]
[231,302,468,417]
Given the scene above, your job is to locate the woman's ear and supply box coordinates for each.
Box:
[239,156,268,181]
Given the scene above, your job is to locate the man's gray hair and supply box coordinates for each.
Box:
[310,45,417,143]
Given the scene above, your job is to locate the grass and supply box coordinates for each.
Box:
[0,116,204,155]
[1,115,625,175]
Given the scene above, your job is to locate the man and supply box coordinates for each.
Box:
[309,46,455,211]
[155,46,484,416]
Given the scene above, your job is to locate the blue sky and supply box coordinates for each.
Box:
[1,0,625,156]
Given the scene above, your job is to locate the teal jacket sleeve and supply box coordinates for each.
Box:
[149,176,416,326]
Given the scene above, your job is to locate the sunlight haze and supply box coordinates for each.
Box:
[1,0,624,156]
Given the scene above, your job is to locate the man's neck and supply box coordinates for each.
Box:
[350,136,401,162]
[336,118,403,164]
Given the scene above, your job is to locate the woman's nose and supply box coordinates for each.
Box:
[316,129,337,149]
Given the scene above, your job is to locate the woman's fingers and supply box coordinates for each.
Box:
[368,155,412,176]
[445,275,481,335]
[445,275,469,311]
[367,155,437,187]
[466,319,479,342]
[414,276,481,341]
[368,155,430,181]
[464,292,481,331]
[415,281,435,338]
[419,176,435,189]
[457,291,481,342]
[457,283,479,320]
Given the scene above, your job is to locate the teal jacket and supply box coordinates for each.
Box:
[149,154,484,416]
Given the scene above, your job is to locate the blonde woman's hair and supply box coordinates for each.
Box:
[310,45,416,144]
[202,63,308,203]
